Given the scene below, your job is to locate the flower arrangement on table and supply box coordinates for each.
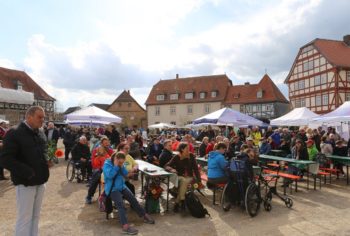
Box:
[149,183,163,200]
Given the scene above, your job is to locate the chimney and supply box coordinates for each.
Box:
[176,74,179,79]
[127,90,130,94]
[343,35,350,46]
[244,82,250,85]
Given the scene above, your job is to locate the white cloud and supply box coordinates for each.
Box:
[0,58,17,69]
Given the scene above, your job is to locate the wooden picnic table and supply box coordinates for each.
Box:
[326,155,350,185]
[136,160,173,212]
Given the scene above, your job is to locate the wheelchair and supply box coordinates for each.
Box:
[66,159,83,183]
[221,160,293,217]
[221,159,262,217]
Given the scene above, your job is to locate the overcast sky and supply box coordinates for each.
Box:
[0,0,349,111]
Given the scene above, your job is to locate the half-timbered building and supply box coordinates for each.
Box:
[0,67,55,124]
[285,35,350,114]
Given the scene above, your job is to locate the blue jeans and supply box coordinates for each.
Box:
[110,188,146,225]
[15,184,45,236]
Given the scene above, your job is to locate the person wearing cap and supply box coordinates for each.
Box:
[259,137,271,155]
[306,139,318,161]
[333,140,347,176]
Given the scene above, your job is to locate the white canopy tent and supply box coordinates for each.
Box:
[312,101,350,124]
[148,123,176,129]
[270,107,319,126]
[65,105,122,125]
[193,107,263,126]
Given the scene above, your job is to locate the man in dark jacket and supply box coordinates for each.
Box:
[63,126,76,160]
[0,106,50,236]
[71,136,91,181]
[159,140,173,168]
[110,125,120,148]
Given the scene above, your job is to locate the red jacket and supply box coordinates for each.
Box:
[91,147,113,169]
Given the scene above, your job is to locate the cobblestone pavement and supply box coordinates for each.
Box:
[1,159,350,236]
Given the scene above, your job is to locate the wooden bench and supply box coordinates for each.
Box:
[319,167,340,183]
[200,172,226,205]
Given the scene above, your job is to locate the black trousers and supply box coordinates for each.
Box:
[125,180,135,196]
[65,146,73,160]
[87,169,102,197]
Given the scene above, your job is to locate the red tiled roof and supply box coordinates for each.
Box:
[145,74,232,105]
[313,39,350,68]
[0,67,55,101]
[110,90,145,111]
[225,74,288,104]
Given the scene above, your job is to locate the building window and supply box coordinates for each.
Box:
[156,95,165,101]
[252,105,257,112]
[347,71,350,82]
[199,92,206,99]
[298,80,305,89]
[303,61,314,71]
[322,94,328,105]
[170,106,176,115]
[211,91,217,98]
[155,106,160,116]
[294,82,299,90]
[17,84,23,90]
[301,98,306,107]
[316,95,321,106]
[185,92,193,99]
[170,93,179,100]
[346,93,350,101]
[321,74,327,84]
[170,121,176,125]
[295,99,301,108]
[187,105,193,114]
[314,75,321,85]
[257,90,263,98]
[204,104,210,113]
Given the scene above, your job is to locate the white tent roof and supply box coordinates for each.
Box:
[148,123,176,129]
[270,107,319,126]
[0,87,34,105]
[313,101,350,123]
[65,106,122,125]
[193,107,263,126]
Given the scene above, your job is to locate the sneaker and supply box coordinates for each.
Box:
[122,226,138,235]
[173,203,180,213]
[143,214,155,224]
[85,196,92,204]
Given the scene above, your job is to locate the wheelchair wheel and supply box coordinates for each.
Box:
[285,197,293,208]
[66,160,75,182]
[264,201,272,212]
[221,183,231,212]
[245,183,261,217]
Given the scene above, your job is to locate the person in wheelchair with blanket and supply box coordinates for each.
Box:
[71,136,92,182]
[224,148,257,207]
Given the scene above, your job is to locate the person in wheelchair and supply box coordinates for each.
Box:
[103,152,154,235]
[71,136,91,182]
[165,142,201,212]
[85,137,112,204]
[207,142,228,186]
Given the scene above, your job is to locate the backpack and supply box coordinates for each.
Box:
[313,153,329,167]
[185,191,210,218]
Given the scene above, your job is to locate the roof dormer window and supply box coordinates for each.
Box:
[257,90,263,98]
[211,90,218,98]
[170,93,179,100]
[16,81,23,90]
[156,94,165,101]
[185,92,193,99]
[233,93,240,99]
[199,92,206,99]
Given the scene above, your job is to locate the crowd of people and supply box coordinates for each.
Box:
[1,106,350,235]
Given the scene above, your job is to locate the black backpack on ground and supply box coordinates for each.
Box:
[185,191,210,218]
